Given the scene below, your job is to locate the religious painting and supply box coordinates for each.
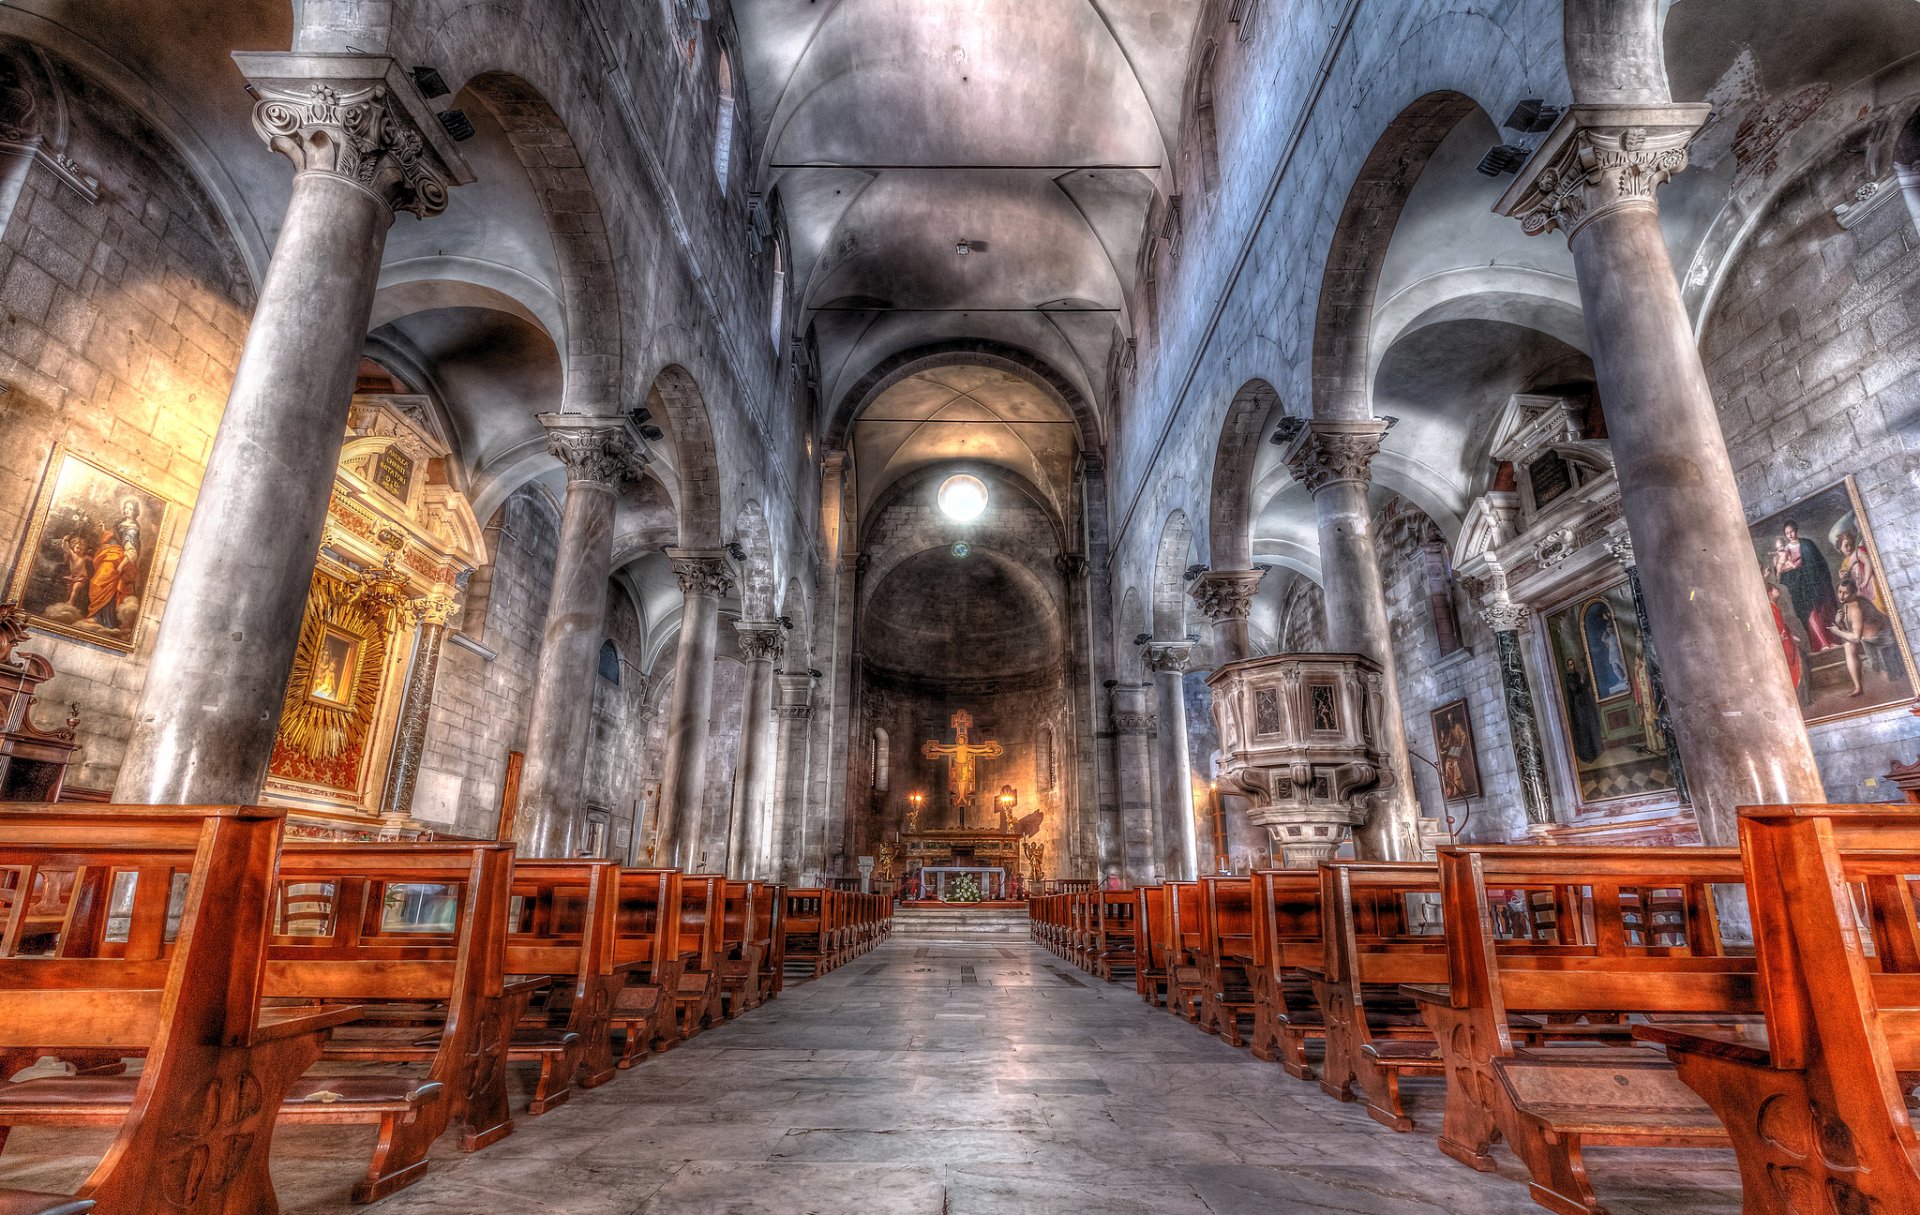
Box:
[308,629,361,707]
[1749,478,1916,725]
[1428,699,1481,802]
[267,568,396,798]
[7,445,173,654]
[1543,580,1677,804]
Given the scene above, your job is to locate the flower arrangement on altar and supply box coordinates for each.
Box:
[943,872,983,903]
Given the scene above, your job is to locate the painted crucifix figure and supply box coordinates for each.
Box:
[922,709,1002,823]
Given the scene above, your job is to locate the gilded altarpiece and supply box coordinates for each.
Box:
[263,396,482,831]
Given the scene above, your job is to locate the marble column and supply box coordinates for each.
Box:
[653,550,735,868]
[116,56,468,804]
[1189,570,1266,664]
[1282,420,1421,860]
[515,419,640,858]
[1498,105,1824,843]
[1476,592,1555,829]
[1604,532,1690,805]
[1145,642,1198,881]
[768,672,814,883]
[1109,683,1159,883]
[725,621,783,878]
[378,591,458,823]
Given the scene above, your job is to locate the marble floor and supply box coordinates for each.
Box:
[3,923,1744,1214]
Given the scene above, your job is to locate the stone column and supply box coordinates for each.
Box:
[725,621,783,878]
[378,591,457,824]
[1498,105,1824,843]
[1109,683,1159,883]
[515,418,640,858]
[768,672,814,883]
[1475,590,1555,829]
[1282,420,1421,860]
[115,56,468,805]
[1189,570,1266,664]
[1145,642,1198,881]
[1604,532,1690,804]
[653,550,735,868]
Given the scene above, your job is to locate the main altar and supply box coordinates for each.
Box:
[893,709,1038,902]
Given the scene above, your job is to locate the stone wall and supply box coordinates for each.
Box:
[413,485,558,838]
[0,45,253,793]
[584,582,651,858]
[1703,133,1920,800]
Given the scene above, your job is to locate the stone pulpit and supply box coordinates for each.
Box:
[1206,652,1391,867]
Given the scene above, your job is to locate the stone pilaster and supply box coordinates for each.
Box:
[654,550,736,867]
[1144,642,1198,881]
[768,672,814,883]
[516,417,643,857]
[1603,531,1689,805]
[1110,683,1159,883]
[1280,419,1421,860]
[1499,104,1824,844]
[1474,590,1554,828]
[378,592,457,823]
[116,55,469,806]
[1189,570,1266,664]
[726,621,784,878]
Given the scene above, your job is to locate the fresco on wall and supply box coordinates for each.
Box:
[1751,477,1915,725]
[7,445,173,654]
[1544,580,1677,804]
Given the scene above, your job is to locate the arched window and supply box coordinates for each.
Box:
[770,240,786,354]
[598,639,622,684]
[871,727,890,792]
[713,50,735,193]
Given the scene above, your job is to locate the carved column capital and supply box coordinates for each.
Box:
[1496,103,1712,243]
[1111,710,1158,734]
[1109,682,1156,735]
[668,548,736,599]
[1603,530,1637,570]
[541,415,644,486]
[1282,419,1390,495]
[235,54,472,219]
[1144,642,1193,675]
[1478,599,1533,633]
[411,593,458,627]
[1188,569,1265,622]
[735,620,785,665]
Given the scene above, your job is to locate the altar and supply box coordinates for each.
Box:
[919,866,1013,902]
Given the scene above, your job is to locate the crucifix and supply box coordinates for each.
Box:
[921,709,1003,827]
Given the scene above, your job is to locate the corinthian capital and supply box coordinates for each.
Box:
[669,548,736,599]
[1144,642,1192,675]
[1478,599,1532,633]
[541,415,644,486]
[234,53,473,218]
[1283,419,1390,495]
[1189,570,1265,623]
[735,620,785,665]
[1497,103,1711,243]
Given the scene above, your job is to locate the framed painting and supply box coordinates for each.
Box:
[1543,579,1679,805]
[1428,699,1481,802]
[7,445,173,654]
[1750,477,1916,724]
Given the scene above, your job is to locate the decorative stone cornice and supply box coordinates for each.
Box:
[735,620,785,665]
[1111,711,1158,735]
[1144,642,1192,675]
[234,53,474,218]
[541,415,644,486]
[1189,569,1265,622]
[1497,103,1712,243]
[669,548,736,599]
[1282,419,1390,495]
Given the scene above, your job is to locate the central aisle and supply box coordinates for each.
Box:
[323,923,1738,1214]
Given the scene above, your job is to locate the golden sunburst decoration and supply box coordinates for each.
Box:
[277,572,392,763]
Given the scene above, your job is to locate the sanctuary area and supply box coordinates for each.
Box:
[0,1,1916,1213]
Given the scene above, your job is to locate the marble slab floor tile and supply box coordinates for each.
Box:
[0,925,1746,1213]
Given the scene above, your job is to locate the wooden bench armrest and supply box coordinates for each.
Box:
[1400,983,1449,1005]
[253,1003,367,1042]
[503,975,555,996]
[0,1192,93,1215]
[1633,1021,1773,1066]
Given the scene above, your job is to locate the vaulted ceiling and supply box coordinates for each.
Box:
[734,0,1200,427]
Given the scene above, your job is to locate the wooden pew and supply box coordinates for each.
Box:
[715,879,765,1018]
[0,1195,90,1214]
[610,868,683,1065]
[756,881,786,1001]
[1197,876,1258,1046]
[1638,805,1920,1215]
[1308,861,1450,1130]
[1092,890,1137,982]
[1166,881,1207,1024]
[671,874,726,1036]
[270,842,519,1198]
[1134,886,1170,1005]
[504,858,626,1113]
[783,887,832,977]
[1245,869,1327,1077]
[0,804,362,1215]
[1411,846,1754,1215]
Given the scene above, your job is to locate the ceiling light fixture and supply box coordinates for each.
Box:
[937,473,988,522]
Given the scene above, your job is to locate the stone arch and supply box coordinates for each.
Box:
[463,72,622,418]
[826,339,1103,457]
[734,500,776,619]
[1311,91,1479,423]
[645,364,725,548]
[1208,380,1282,569]
[1152,511,1197,639]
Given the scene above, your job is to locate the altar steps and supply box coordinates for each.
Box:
[892,905,1030,939]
